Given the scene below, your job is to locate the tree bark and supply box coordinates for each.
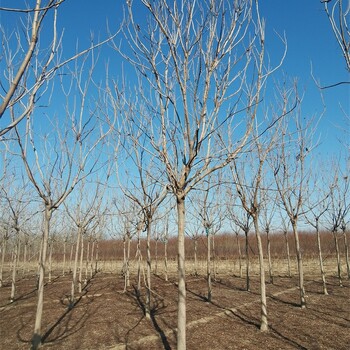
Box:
[176,195,186,350]
[292,222,306,308]
[343,229,350,279]
[333,230,343,287]
[10,232,20,302]
[236,232,242,278]
[164,239,168,282]
[32,207,52,350]
[284,231,292,278]
[266,227,273,284]
[146,218,152,318]
[245,230,250,291]
[315,219,328,294]
[0,235,8,288]
[254,217,268,331]
[78,233,84,293]
[207,228,212,302]
[71,227,81,305]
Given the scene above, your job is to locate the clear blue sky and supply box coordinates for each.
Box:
[1,0,349,163]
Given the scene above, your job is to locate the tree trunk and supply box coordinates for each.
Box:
[207,228,212,302]
[176,195,186,350]
[94,241,99,273]
[266,227,273,284]
[69,242,74,274]
[22,239,28,276]
[315,219,328,295]
[146,218,152,319]
[0,236,8,288]
[62,236,67,276]
[245,230,250,291]
[136,229,142,294]
[333,230,343,287]
[292,222,306,308]
[10,232,20,302]
[48,240,53,283]
[236,232,242,278]
[155,237,159,275]
[343,229,350,279]
[254,216,268,331]
[194,239,198,276]
[90,240,95,278]
[164,239,168,282]
[85,238,90,285]
[126,236,130,286]
[78,232,84,293]
[212,234,217,281]
[71,227,81,305]
[284,231,292,278]
[32,207,52,350]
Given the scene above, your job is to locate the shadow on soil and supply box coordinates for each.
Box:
[127,285,172,350]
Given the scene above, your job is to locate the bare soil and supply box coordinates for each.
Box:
[0,270,349,350]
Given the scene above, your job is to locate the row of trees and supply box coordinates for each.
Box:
[0,1,349,349]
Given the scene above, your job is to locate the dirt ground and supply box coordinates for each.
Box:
[0,268,349,350]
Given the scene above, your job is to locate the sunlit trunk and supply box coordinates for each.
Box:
[284,230,291,277]
[48,240,53,283]
[10,230,20,302]
[236,232,242,278]
[254,216,268,331]
[206,228,212,302]
[194,239,198,276]
[332,229,343,287]
[164,239,168,282]
[176,195,186,350]
[292,221,306,308]
[342,228,350,279]
[315,219,328,295]
[32,207,52,350]
[71,226,81,305]
[245,229,250,291]
[146,218,152,319]
[266,227,273,284]
[78,232,84,293]
[62,236,67,276]
[0,236,8,287]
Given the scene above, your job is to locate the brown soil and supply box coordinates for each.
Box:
[0,271,349,350]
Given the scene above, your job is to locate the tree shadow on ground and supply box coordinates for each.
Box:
[268,325,309,350]
[268,293,301,308]
[16,275,98,349]
[127,285,172,350]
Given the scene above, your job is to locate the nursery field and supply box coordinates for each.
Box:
[0,259,349,350]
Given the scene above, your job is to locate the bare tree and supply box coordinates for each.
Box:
[271,98,317,309]
[191,175,222,302]
[325,159,350,285]
[322,0,350,73]
[304,169,331,295]
[229,118,280,331]
[0,1,119,137]
[115,1,285,347]
[117,120,169,319]
[227,198,253,291]
[13,53,114,348]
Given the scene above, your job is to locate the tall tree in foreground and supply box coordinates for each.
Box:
[116,1,285,347]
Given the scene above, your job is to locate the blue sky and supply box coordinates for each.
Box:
[1,1,348,156]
